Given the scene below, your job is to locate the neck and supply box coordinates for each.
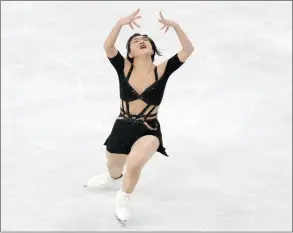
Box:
[133,56,153,72]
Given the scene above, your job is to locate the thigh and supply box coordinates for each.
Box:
[106,150,127,168]
[126,135,160,169]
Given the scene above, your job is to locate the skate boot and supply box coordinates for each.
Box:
[83,173,123,189]
[115,189,131,227]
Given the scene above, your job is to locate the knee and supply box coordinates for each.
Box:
[107,160,123,171]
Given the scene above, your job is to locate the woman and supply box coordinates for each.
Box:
[86,9,194,226]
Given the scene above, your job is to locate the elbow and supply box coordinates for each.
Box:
[103,43,109,51]
[184,45,194,55]
[190,45,195,53]
[103,41,113,51]
[104,44,115,53]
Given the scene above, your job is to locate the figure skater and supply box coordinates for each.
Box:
[85,9,194,226]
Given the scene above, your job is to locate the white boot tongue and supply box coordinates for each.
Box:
[119,189,131,197]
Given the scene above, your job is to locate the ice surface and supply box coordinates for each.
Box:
[1,1,292,231]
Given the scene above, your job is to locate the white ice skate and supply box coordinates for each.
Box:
[83,173,122,189]
[115,189,131,227]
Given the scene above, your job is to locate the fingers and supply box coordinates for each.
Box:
[132,21,140,28]
[165,26,169,33]
[159,19,168,32]
[158,12,171,33]
[129,22,134,30]
[132,8,140,16]
[159,11,165,20]
[134,15,142,20]
[130,14,141,28]
[129,20,140,30]
[128,13,141,30]
[158,19,167,28]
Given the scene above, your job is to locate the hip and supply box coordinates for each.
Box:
[116,115,160,132]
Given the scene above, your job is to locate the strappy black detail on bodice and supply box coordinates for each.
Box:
[108,50,184,122]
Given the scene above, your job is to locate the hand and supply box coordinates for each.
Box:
[119,8,142,30]
[158,11,177,33]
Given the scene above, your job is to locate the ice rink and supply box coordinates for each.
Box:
[1,1,292,231]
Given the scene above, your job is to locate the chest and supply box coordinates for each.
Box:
[127,71,157,95]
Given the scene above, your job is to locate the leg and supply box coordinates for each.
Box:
[106,150,127,179]
[122,135,160,193]
[85,151,127,188]
[115,135,159,223]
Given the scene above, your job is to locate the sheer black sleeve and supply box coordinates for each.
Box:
[108,50,125,75]
[163,53,184,78]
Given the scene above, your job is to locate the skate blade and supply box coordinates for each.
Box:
[82,183,114,189]
[116,215,127,228]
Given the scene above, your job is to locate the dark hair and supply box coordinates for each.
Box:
[126,33,162,63]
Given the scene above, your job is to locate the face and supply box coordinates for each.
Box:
[129,36,154,59]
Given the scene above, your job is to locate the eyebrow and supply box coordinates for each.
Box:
[133,36,148,42]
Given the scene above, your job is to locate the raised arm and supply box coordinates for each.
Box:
[158,11,194,62]
[172,23,194,62]
[104,9,142,58]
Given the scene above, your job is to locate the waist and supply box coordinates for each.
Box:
[119,107,158,122]
[117,113,159,130]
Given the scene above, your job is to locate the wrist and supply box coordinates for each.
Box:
[173,22,179,28]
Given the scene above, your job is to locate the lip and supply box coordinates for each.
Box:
[140,44,147,49]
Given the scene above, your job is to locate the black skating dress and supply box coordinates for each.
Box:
[104,51,184,156]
